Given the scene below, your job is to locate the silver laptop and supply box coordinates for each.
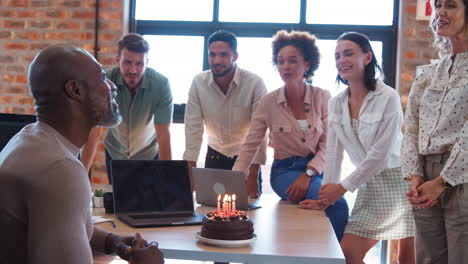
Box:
[111,160,203,227]
[192,167,261,210]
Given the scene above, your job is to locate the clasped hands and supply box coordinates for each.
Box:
[406,175,448,209]
[108,232,165,264]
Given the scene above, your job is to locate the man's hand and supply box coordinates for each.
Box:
[187,161,196,192]
[131,241,165,264]
[285,172,311,203]
[246,164,260,198]
[105,233,145,261]
[318,184,346,207]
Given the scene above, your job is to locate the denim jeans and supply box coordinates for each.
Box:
[271,154,349,241]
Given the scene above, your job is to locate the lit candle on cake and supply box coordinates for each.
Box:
[232,194,236,213]
[217,194,221,215]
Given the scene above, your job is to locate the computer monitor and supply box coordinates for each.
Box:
[0,113,36,151]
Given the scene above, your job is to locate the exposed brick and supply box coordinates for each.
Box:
[99,33,119,42]
[112,0,122,9]
[29,21,52,29]
[17,10,41,18]
[29,43,50,50]
[72,11,95,19]
[59,0,81,8]
[0,96,14,104]
[2,74,15,82]
[46,10,67,19]
[7,85,28,94]
[406,5,417,15]
[17,32,40,40]
[15,75,28,84]
[5,43,27,50]
[401,72,414,82]
[7,0,28,7]
[405,28,416,38]
[43,32,67,40]
[56,21,81,30]
[99,57,114,66]
[31,0,53,7]
[7,65,25,72]
[0,55,14,63]
[97,21,121,31]
[16,96,34,105]
[84,0,111,9]
[4,20,26,29]
[0,10,15,17]
[99,11,121,20]
[405,50,417,59]
[69,32,94,41]
[0,31,13,39]
[12,106,27,114]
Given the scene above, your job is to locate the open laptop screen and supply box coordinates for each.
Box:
[111,160,193,213]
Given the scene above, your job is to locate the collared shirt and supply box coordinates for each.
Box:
[233,84,330,175]
[183,66,267,164]
[323,81,403,192]
[105,66,173,160]
[0,122,108,263]
[402,50,468,186]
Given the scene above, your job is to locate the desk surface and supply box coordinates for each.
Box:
[94,191,344,264]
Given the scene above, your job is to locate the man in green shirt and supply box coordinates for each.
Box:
[82,34,173,183]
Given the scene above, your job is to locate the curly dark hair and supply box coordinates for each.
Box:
[117,33,149,56]
[430,0,468,57]
[272,30,320,80]
[335,32,382,91]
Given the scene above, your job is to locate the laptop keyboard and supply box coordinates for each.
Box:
[129,212,193,219]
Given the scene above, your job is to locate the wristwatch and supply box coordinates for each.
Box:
[305,168,315,177]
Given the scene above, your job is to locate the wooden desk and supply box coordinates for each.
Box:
[93,193,344,264]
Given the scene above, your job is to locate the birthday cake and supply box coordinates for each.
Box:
[201,210,254,240]
[200,194,254,240]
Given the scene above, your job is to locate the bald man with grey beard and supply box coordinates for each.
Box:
[0,45,164,264]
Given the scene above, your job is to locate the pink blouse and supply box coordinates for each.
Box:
[233,84,330,175]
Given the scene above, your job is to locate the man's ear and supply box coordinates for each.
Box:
[115,55,120,65]
[64,80,83,101]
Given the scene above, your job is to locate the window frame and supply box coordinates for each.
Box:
[130,0,399,125]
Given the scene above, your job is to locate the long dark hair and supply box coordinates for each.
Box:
[336,32,382,91]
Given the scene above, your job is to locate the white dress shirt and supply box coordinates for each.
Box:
[402,51,468,186]
[324,80,403,192]
[183,65,267,164]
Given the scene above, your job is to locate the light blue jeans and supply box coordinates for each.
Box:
[270,155,349,241]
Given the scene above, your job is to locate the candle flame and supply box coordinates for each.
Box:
[218,194,221,201]
[232,194,236,201]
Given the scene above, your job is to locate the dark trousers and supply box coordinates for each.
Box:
[205,146,262,193]
[105,150,159,184]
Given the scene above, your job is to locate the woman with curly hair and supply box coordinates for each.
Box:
[233,30,349,241]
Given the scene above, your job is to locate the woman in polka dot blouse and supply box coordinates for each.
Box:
[401,0,468,263]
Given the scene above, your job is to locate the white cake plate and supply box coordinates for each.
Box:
[195,232,257,247]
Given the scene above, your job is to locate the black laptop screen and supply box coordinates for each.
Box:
[111,160,193,213]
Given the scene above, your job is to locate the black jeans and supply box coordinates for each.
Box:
[105,150,159,184]
[205,146,262,193]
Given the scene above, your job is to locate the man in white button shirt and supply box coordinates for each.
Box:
[184,30,267,197]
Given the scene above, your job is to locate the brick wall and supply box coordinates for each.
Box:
[397,0,437,110]
[0,0,125,183]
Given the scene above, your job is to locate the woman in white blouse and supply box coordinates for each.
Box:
[300,32,415,263]
[401,0,468,263]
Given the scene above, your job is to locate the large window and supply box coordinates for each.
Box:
[132,1,398,262]
[133,0,398,122]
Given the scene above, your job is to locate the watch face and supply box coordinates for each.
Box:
[306,169,314,176]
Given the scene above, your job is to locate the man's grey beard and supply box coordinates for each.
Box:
[95,104,122,128]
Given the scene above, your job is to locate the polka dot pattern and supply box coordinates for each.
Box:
[402,51,468,185]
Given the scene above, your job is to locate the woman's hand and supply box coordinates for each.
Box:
[406,174,438,209]
[415,176,448,207]
[285,172,311,203]
[298,199,328,210]
[318,184,346,206]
